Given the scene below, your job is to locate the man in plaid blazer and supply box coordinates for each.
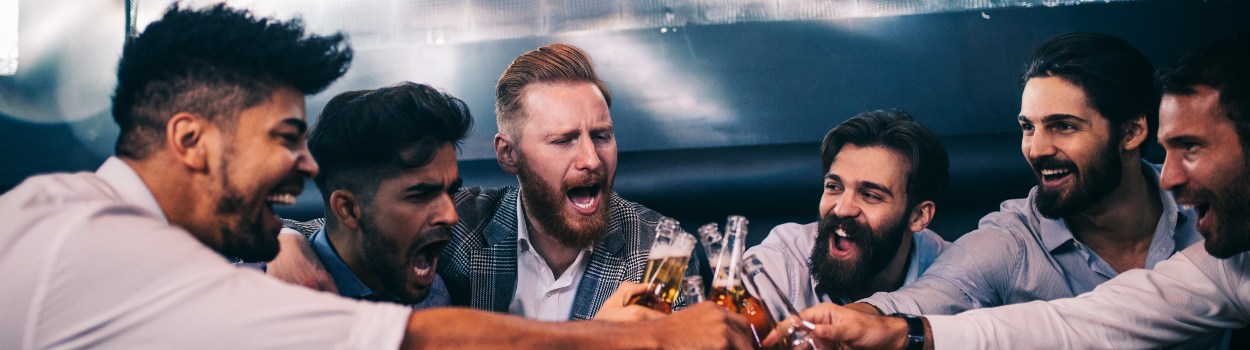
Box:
[267,43,699,320]
[440,42,698,320]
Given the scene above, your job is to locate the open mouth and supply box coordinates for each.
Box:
[566,183,603,215]
[1040,167,1075,186]
[411,239,449,286]
[265,193,298,208]
[830,228,856,256]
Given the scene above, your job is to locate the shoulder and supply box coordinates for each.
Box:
[751,222,818,256]
[283,218,326,238]
[912,228,950,255]
[608,192,663,224]
[454,186,516,229]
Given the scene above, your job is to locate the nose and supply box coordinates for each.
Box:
[432,192,460,227]
[1159,152,1187,192]
[1024,131,1057,161]
[830,193,862,219]
[296,143,319,178]
[573,135,602,172]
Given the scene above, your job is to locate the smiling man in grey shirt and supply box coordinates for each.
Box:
[853,33,1224,347]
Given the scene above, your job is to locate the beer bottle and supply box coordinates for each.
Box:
[703,215,780,349]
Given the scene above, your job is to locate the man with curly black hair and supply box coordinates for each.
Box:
[0,4,752,349]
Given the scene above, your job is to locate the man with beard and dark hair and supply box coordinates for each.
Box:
[272,82,471,308]
[0,5,756,349]
[846,32,1224,348]
[744,110,950,318]
[766,32,1250,350]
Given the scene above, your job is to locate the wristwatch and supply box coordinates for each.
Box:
[889,313,925,350]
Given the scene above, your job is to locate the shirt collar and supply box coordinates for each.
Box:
[309,226,376,299]
[1036,160,1193,253]
[95,156,168,223]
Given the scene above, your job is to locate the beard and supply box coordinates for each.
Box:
[515,160,610,249]
[359,213,440,304]
[808,212,908,298]
[1034,137,1123,219]
[1174,158,1250,259]
[214,148,280,262]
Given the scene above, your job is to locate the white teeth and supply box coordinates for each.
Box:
[265,193,297,206]
[835,228,848,238]
[413,265,433,277]
[573,196,596,210]
[1041,169,1072,176]
[1181,204,1194,211]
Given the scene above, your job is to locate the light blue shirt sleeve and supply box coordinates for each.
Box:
[861,213,1027,315]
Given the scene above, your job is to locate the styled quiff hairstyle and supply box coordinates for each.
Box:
[111,4,352,159]
[494,43,611,137]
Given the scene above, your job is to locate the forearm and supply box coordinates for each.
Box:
[845,302,883,316]
[400,308,659,349]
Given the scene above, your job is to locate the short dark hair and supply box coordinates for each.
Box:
[495,43,611,137]
[1157,32,1250,152]
[112,4,352,159]
[820,110,950,209]
[1022,32,1158,156]
[309,82,473,202]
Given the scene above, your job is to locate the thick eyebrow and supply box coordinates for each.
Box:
[591,125,614,134]
[824,173,895,198]
[404,181,446,194]
[280,118,308,134]
[1041,114,1090,126]
[858,180,895,198]
[1162,135,1204,148]
[406,177,465,194]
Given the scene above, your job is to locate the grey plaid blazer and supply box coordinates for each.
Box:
[439,186,698,320]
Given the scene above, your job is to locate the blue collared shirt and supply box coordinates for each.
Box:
[309,227,450,309]
[863,161,1201,315]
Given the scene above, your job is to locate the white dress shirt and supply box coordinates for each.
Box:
[0,157,411,349]
[508,193,593,321]
[928,242,1247,349]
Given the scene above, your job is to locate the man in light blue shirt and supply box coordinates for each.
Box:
[746,110,950,319]
[853,33,1224,347]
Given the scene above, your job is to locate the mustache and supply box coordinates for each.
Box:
[564,172,606,189]
[817,214,871,246]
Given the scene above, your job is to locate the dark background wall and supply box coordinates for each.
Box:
[1,0,1247,246]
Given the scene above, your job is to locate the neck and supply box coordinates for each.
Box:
[851,233,913,300]
[1066,158,1162,245]
[521,203,583,278]
[326,222,389,294]
[126,156,222,250]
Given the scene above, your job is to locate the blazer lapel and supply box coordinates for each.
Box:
[469,188,521,312]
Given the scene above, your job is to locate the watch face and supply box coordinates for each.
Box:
[891,313,926,350]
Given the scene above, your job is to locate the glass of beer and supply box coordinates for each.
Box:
[741,254,823,350]
[627,220,696,314]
